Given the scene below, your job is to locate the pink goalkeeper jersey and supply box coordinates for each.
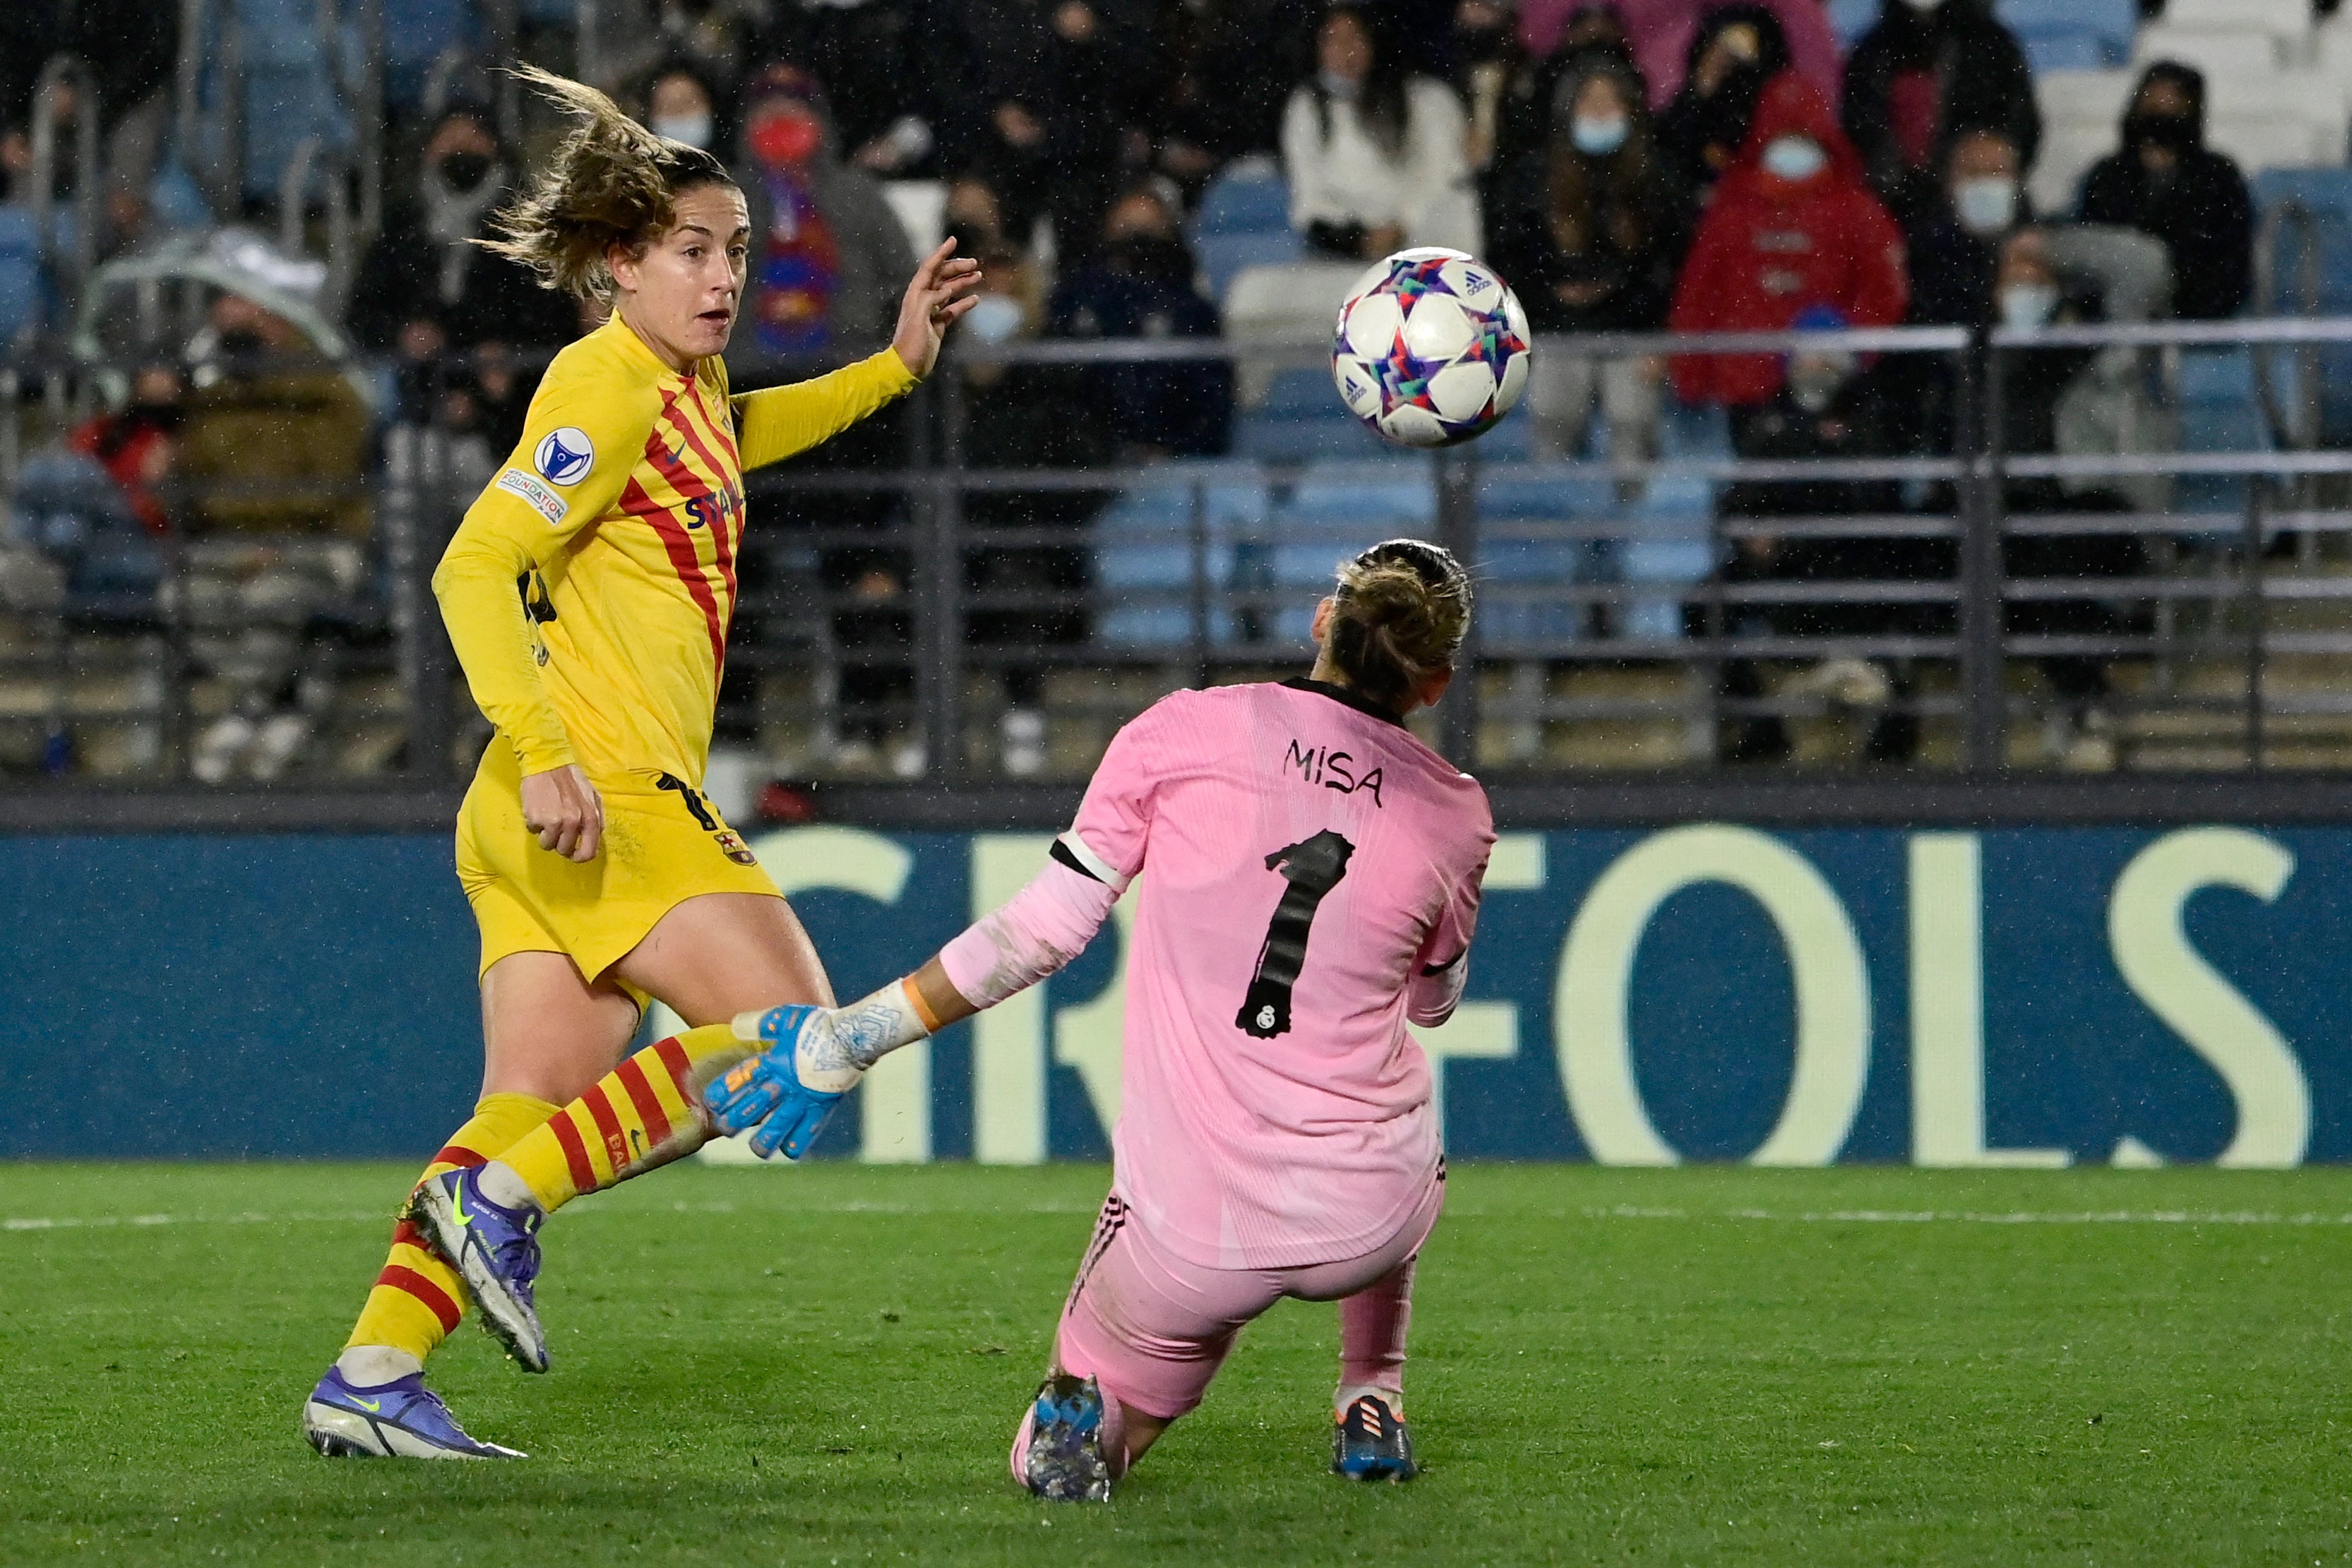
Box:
[1064,678,1495,1271]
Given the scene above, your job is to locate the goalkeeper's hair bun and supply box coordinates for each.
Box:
[479,64,737,303]
[1327,539,1472,712]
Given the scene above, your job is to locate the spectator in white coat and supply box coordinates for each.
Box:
[1281,3,1481,261]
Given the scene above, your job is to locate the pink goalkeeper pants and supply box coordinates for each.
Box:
[1051,1173,1445,1423]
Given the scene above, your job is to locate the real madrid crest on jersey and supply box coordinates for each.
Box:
[535,426,595,486]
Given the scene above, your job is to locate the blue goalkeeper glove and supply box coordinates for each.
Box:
[703,1005,863,1161]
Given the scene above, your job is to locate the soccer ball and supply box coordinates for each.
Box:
[1332,247,1532,448]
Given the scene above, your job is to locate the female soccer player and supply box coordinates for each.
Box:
[707,539,1496,1498]
[300,66,979,1460]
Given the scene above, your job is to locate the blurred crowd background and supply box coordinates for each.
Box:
[3,0,2351,796]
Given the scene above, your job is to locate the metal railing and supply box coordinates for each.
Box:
[4,319,2351,787]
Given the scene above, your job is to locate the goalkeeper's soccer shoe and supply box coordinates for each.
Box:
[302,1367,524,1459]
[1020,1374,1114,1502]
[1332,1392,1417,1482]
[405,1166,549,1373]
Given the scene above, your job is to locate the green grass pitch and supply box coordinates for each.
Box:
[3,1162,2348,1565]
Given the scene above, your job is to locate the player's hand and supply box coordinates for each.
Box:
[704,1005,864,1161]
[520,763,603,862]
[891,239,983,381]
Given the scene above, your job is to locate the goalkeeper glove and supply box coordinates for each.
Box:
[704,1005,862,1161]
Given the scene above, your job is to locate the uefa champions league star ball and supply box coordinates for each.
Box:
[1332,247,1532,449]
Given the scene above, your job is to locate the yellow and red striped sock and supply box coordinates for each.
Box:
[499,1023,753,1214]
[344,1090,559,1362]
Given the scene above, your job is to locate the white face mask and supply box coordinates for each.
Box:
[1571,115,1630,156]
[1789,357,1851,413]
[1762,136,1827,183]
[1952,174,2018,238]
[1319,71,1362,100]
[965,293,1025,345]
[2000,281,2059,331]
[653,113,714,150]
[1902,0,1945,10]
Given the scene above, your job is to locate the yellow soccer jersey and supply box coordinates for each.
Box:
[434,312,917,786]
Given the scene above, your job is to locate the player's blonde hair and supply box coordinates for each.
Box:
[479,64,737,302]
[1327,539,1473,711]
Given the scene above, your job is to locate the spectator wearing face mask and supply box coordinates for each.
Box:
[1983,227,2171,770]
[2077,61,2252,323]
[1283,2,1482,263]
[1486,44,1690,460]
[1653,5,1789,203]
[735,66,917,356]
[347,105,576,412]
[1711,306,1928,764]
[1841,0,2038,234]
[1049,183,1234,458]
[1668,71,1909,418]
[1484,1,1637,195]
[1519,0,1841,112]
[645,65,722,152]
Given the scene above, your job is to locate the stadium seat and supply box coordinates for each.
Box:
[1094,480,1261,647]
[1234,411,1397,462]
[2209,115,2341,175]
[1198,232,1306,306]
[2160,0,2312,41]
[1616,477,1716,643]
[1998,0,2139,56]
[2019,30,2120,75]
[1826,0,1877,48]
[2132,27,2282,80]
[0,207,44,347]
[2175,345,2273,517]
[1192,161,1291,238]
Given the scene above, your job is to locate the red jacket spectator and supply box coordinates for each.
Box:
[1669,71,1909,407]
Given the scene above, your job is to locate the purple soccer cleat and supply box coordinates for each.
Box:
[302,1366,524,1459]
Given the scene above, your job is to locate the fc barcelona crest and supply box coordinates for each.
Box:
[713,830,758,867]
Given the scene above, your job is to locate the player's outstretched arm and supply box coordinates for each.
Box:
[705,834,1120,1159]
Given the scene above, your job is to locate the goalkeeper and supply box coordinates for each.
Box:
[672,543,1488,1495]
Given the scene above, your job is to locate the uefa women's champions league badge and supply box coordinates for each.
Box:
[535,427,595,486]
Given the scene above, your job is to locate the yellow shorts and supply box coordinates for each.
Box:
[455,743,780,1005]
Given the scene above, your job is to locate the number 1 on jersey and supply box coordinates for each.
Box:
[1236,830,1356,1039]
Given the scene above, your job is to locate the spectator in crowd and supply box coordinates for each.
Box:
[1669,71,1909,421]
[1713,310,1930,765]
[1483,0,1638,185]
[174,290,373,784]
[1283,1,1483,262]
[1049,181,1234,458]
[933,0,1157,262]
[1148,0,1313,193]
[765,0,940,175]
[347,105,575,419]
[0,0,177,248]
[1988,225,2171,770]
[960,241,1114,777]
[735,66,917,354]
[1486,42,1690,460]
[1654,4,1789,203]
[1521,0,1842,112]
[644,64,722,152]
[2077,60,2252,322]
[1841,0,2038,234]
[68,364,186,540]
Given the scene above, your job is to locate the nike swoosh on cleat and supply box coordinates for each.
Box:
[350,1396,383,1413]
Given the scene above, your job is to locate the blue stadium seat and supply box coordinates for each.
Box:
[1476,469,1613,520]
[1192,167,1291,237]
[1198,231,1305,304]
[1827,0,1878,47]
[0,207,44,346]
[1998,0,2137,57]
[2175,346,2272,517]
[2252,169,2352,439]
[1659,400,1733,462]
[2019,30,2118,73]
[1094,481,1260,646]
[1234,409,1397,462]
[1616,477,1717,641]
[1260,366,1337,417]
